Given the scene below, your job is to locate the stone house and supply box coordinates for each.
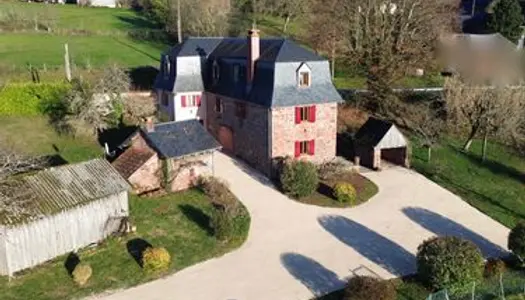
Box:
[154,29,342,175]
[112,119,221,194]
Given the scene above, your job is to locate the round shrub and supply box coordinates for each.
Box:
[210,210,234,242]
[280,160,319,198]
[343,276,396,300]
[142,247,171,272]
[72,263,92,287]
[417,236,484,293]
[484,258,506,278]
[508,222,525,260]
[333,182,357,204]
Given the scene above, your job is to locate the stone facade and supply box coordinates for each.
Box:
[167,153,214,192]
[271,102,337,164]
[205,92,271,174]
[129,154,161,194]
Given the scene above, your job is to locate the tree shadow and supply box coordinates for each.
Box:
[126,238,152,268]
[179,204,213,236]
[129,66,159,90]
[42,154,68,167]
[113,38,160,62]
[116,15,159,31]
[64,252,80,277]
[317,182,334,199]
[402,207,507,258]
[97,125,138,152]
[318,215,415,276]
[454,148,525,184]
[281,253,345,297]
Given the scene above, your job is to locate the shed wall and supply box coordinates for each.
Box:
[376,127,407,149]
[2,191,129,276]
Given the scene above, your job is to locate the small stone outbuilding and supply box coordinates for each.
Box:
[354,117,409,170]
[0,159,130,276]
[112,119,222,194]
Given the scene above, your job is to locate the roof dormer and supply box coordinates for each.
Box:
[297,63,311,88]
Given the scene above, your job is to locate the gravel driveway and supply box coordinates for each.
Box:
[90,152,509,300]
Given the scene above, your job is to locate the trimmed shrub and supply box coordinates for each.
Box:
[198,176,239,216]
[0,83,70,116]
[210,209,234,242]
[142,247,171,272]
[417,236,484,293]
[72,263,92,287]
[333,182,357,204]
[280,160,319,198]
[508,222,525,260]
[484,258,506,278]
[343,276,396,300]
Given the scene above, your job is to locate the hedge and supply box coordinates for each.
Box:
[0,82,70,116]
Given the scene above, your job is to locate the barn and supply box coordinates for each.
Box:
[0,159,130,276]
[354,117,410,170]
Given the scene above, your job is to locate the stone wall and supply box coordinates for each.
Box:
[168,152,215,192]
[128,154,161,194]
[271,102,337,164]
[205,92,271,174]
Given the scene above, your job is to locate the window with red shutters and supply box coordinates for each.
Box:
[196,95,202,107]
[295,141,310,157]
[181,95,187,107]
[294,141,300,157]
[308,105,316,122]
[295,106,316,124]
[308,140,315,155]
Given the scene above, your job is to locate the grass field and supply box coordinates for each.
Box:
[0,116,101,163]
[411,137,525,229]
[0,190,250,300]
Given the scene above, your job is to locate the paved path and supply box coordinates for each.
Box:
[91,152,509,300]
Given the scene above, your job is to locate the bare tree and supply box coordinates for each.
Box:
[345,0,458,113]
[411,101,446,161]
[0,148,46,180]
[266,0,311,33]
[123,94,157,125]
[305,0,349,79]
[444,77,525,159]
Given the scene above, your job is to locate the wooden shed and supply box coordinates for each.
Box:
[354,117,409,170]
[0,159,130,276]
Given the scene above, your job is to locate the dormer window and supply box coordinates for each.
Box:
[297,63,311,88]
[213,60,220,83]
[164,55,170,79]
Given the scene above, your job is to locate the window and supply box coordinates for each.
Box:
[236,102,246,119]
[299,71,310,87]
[295,106,316,124]
[215,97,223,113]
[213,61,220,83]
[181,94,201,107]
[163,55,170,79]
[233,64,240,83]
[294,140,315,157]
[161,92,169,106]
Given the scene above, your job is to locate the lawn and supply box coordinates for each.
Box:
[411,137,525,229]
[299,171,378,208]
[333,75,444,90]
[0,189,250,300]
[0,116,101,163]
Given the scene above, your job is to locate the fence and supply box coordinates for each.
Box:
[427,272,525,300]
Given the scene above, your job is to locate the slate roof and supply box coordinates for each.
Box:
[141,120,221,159]
[0,159,130,226]
[354,117,395,148]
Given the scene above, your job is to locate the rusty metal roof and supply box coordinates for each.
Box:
[0,159,130,226]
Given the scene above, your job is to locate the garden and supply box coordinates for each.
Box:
[0,179,250,300]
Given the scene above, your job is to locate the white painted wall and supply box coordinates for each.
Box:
[173,92,206,122]
[89,0,117,7]
[0,191,129,276]
[376,126,407,149]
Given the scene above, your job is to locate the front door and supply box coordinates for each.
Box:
[218,125,234,153]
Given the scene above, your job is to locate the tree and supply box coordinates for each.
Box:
[305,0,349,79]
[122,94,157,125]
[411,100,445,162]
[345,0,458,114]
[486,0,524,44]
[266,0,311,33]
[444,77,525,157]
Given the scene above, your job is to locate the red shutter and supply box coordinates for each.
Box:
[295,107,301,124]
[309,140,315,155]
[196,95,202,107]
[294,141,301,158]
[181,95,187,107]
[309,105,316,122]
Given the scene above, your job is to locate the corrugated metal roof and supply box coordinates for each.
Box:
[0,159,130,226]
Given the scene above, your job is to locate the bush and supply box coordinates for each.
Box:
[343,276,396,300]
[210,209,234,242]
[72,263,92,287]
[417,236,484,293]
[508,222,525,261]
[198,176,239,216]
[318,160,350,180]
[333,182,357,204]
[280,160,319,198]
[0,83,70,116]
[142,247,171,273]
[484,258,506,278]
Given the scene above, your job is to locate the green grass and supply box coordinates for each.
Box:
[0,116,101,163]
[333,75,444,89]
[0,189,250,300]
[411,137,525,229]
[0,34,163,69]
[0,2,159,32]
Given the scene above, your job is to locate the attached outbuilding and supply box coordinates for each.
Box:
[0,159,130,276]
[354,117,410,170]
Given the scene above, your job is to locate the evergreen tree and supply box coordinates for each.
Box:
[486,0,525,43]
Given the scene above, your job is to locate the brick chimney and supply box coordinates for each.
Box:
[145,117,154,132]
[247,28,260,83]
